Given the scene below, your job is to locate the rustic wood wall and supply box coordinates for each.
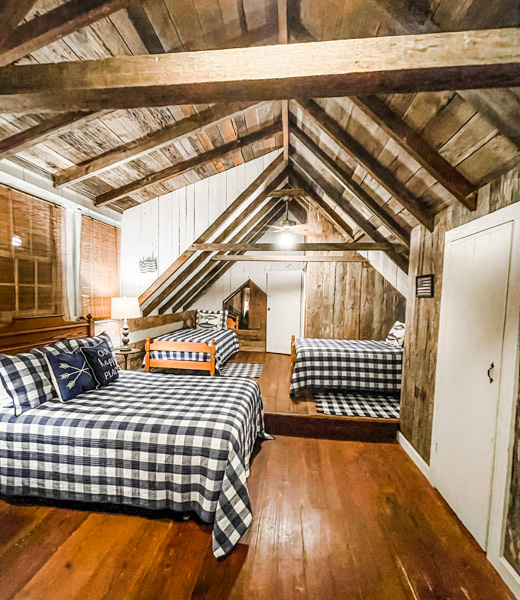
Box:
[305,206,406,340]
[401,164,520,463]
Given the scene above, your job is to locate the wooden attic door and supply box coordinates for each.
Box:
[223,279,267,351]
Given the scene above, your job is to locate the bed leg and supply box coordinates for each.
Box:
[145,336,151,372]
[210,339,216,376]
[290,335,296,377]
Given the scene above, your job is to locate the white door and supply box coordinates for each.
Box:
[431,221,514,550]
[266,270,302,354]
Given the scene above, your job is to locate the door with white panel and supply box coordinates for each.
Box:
[431,221,514,550]
[266,270,302,354]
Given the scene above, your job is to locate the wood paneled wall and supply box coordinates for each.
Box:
[401,164,520,464]
[304,206,406,340]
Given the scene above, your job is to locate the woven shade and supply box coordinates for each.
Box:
[0,184,64,317]
[80,216,120,320]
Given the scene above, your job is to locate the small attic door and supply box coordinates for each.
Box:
[223,279,267,351]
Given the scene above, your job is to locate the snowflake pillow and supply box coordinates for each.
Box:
[45,349,97,402]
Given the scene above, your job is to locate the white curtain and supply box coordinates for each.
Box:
[62,207,82,321]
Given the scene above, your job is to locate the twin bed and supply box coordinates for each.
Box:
[0,314,264,559]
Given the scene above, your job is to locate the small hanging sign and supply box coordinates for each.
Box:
[139,254,157,273]
[416,274,434,298]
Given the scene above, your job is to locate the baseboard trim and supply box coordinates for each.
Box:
[489,555,520,599]
[397,431,431,481]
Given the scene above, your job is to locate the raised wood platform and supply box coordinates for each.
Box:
[231,351,399,442]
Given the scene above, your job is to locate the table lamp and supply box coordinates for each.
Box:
[111,297,141,351]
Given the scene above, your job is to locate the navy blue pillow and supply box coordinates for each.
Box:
[81,340,119,387]
[44,350,97,402]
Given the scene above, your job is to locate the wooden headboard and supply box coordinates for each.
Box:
[0,314,95,355]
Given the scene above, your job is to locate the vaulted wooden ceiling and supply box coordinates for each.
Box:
[0,0,518,265]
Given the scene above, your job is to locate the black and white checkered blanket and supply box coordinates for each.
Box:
[0,370,266,558]
[220,363,263,379]
[150,328,240,372]
[315,391,400,418]
[290,338,403,395]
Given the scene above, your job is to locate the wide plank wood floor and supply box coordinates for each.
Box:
[0,436,513,600]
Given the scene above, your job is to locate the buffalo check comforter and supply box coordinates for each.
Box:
[290,338,403,396]
[150,328,240,372]
[0,370,267,558]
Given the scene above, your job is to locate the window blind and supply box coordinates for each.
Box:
[0,184,65,318]
[80,216,120,320]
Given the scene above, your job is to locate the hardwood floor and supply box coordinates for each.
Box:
[0,436,513,599]
[231,351,399,441]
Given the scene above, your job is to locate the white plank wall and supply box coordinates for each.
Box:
[121,151,284,297]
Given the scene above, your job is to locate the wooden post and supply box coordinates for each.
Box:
[290,334,296,377]
[145,336,151,372]
[209,339,216,376]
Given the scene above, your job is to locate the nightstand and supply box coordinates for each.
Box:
[115,348,142,370]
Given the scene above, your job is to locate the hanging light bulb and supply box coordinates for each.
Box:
[278,230,295,249]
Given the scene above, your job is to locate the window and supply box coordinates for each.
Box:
[80,216,120,320]
[0,185,64,317]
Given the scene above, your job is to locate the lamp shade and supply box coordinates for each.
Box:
[111,297,141,320]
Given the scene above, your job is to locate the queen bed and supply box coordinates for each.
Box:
[0,315,267,558]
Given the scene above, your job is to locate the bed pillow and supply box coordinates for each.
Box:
[196,309,228,330]
[44,349,97,402]
[81,340,119,387]
[0,339,78,415]
[385,321,406,348]
[68,331,116,354]
[0,381,13,409]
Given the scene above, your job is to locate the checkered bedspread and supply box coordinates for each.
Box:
[150,328,240,372]
[290,338,403,395]
[0,370,266,558]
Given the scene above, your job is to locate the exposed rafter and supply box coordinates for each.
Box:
[94,122,282,206]
[179,203,287,311]
[54,102,259,188]
[0,29,518,113]
[278,0,290,161]
[291,151,409,273]
[0,111,106,159]
[161,197,286,314]
[211,255,368,262]
[0,0,132,67]
[350,95,478,210]
[295,99,434,231]
[0,1,38,48]
[139,154,286,312]
[290,123,411,246]
[191,243,390,251]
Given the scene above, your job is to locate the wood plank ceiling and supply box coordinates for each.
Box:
[0,0,518,260]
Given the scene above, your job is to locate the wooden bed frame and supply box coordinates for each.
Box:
[145,337,217,376]
[291,335,297,377]
[0,314,94,354]
[143,315,239,376]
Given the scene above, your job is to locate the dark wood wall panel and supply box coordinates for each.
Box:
[304,206,406,340]
[401,164,520,464]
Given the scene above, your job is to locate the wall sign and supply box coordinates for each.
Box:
[416,274,434,298]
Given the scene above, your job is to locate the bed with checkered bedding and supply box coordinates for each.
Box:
[290,338,403,396]
[0,370,266,558]
[150,328,240,372]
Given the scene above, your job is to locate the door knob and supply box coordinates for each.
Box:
[487,362,495,383]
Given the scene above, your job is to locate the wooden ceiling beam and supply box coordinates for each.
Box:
[291,152,409,273]
[173,203,286,313]
[94,122,282,206]
[295,99,434,231]
[289,169,356,241]
[0,111,107,158]
[139,154,286,311]
[211,255,368,262]
[162,198,285,314]
[192,242,392,251]
[0,0,132,68]
[290,122,411,246]
[0,1,38,48]
[350,95,478,210]
[278,0,289,161]
[54,101,259,188]
[1,28,519,112]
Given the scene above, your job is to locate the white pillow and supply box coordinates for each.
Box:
[196,309,228,330]
[385,321,405,348]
